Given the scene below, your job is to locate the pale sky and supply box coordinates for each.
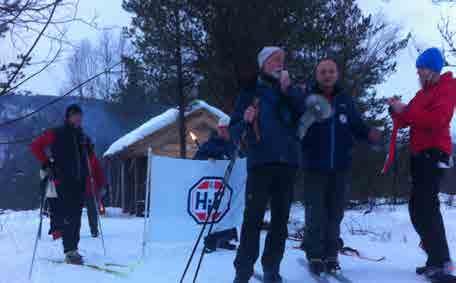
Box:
[358,0,456,102]
[10,0,456,103]
[5,0,129,96]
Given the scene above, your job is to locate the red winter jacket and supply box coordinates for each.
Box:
[393,72,456,155]
[30,129,106,196]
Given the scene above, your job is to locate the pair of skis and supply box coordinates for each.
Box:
[291,244,386,263]
[43,258,130,277]
[296,258,353,283]
[251,259,354,283]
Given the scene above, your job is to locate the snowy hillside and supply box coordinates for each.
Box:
[2,205,456,283]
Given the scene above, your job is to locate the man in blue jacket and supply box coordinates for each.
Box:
[300,59,382,275]
[230,47,307,283]
[193,117,236,161]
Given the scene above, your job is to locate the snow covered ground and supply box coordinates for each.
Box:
[1,204,456,283]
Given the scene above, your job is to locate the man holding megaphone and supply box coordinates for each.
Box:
[230,46,309,283]
[299,59,382,276]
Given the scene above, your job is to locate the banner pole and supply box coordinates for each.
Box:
[142,148,152,259]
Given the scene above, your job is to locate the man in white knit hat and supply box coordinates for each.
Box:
[229,46,308,283]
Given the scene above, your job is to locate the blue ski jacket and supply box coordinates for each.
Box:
[301,83,370,171]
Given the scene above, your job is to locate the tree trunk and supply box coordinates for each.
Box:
[175,5,186,159]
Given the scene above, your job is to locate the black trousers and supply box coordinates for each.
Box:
[84,195,99,235]
[234,164,297,278]
[48,198,63,233]
[57,180,84,253]
[410,150,450,267]
[302,170,348,260]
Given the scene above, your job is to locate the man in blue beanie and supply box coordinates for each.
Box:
[387,47,456,281]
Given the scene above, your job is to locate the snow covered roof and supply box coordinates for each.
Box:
[104,100,229,157]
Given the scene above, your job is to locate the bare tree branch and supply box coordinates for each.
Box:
[0,0,102,97]
[0,0,60,96]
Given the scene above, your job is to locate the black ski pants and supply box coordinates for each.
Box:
[57,179,84,253]
[301,170,349,260]
[48,198,63,233]
[409,150,450,267]
[234,164,297,279]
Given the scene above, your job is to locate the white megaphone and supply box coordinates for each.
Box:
[297,94,332,139]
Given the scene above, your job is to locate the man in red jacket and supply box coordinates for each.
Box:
[387,48,456,280]
[30,104,105,264]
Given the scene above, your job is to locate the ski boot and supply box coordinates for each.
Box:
[416,262,455,281]
[233,273,249,283]
[325,258,342,274]
[263,271,283,283]
[309,258,326,276]
[91,231,99,238]
[64,250,83,265]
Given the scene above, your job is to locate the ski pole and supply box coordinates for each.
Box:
[179,148,239,283]
[29,174,48,279]
[191,171,232,283]
[86,151,107,256]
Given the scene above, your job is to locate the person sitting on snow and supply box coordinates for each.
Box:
[229,46,308,283]
[193,117,239,253]
[387,48,456,281]
[299,58,382,276]
[30,104,105,265]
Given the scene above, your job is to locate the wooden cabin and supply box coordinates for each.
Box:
[103,100,229,215]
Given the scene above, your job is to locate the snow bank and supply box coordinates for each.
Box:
[103,100,229,157]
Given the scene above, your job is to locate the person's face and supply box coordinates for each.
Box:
[417,68,438,88]
[262,51,285,79]
[68,113,82,128]
[316,60,339,89]
[217,126,230,140]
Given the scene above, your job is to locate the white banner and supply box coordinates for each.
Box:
[145,155,247,243]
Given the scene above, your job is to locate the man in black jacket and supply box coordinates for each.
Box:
[230,46,307,283]
[300,59,382,275]
[31,104,94,264]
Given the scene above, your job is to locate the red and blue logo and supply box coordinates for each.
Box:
[188,177,233,224]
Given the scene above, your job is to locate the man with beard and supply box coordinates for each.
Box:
[230,47,307,283]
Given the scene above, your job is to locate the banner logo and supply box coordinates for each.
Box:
[188,177,233,224]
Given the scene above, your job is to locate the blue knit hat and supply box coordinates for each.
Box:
[416,47,445,73]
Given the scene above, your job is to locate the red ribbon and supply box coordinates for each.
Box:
[381,118,399,175]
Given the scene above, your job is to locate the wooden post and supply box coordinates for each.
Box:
[115,162,121,207]
[121,161,125,212]
[134,159,139,216]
